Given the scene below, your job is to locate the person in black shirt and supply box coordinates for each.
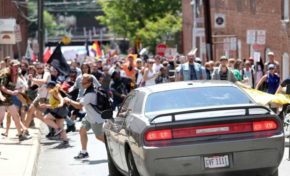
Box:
[91,62,104,81]
[110,71,129,110]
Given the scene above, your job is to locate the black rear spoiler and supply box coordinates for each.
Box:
[150,104,271,123]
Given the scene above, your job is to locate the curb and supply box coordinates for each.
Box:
[24,119,42,176]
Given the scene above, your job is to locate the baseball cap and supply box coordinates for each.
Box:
[47,81,57,88]
[10,59,20,66]
[195,57,202,64]
[136,58,142,62]
[220,55,228,61]
[267,51,274,56]
[268,64,276,70]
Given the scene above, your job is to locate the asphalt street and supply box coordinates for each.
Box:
[36,121,109,176]
[36,121,290,176]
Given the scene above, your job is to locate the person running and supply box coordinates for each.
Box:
[39,81,69,145]
[64,74,105,159]
[0,60,29,141]
[24,63,51,128]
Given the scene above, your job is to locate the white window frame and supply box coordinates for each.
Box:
[282,53,289,80]
[283,0,289,21]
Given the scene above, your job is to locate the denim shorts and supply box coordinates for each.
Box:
[12,96,22,108]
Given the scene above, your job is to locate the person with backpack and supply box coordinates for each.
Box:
[255,64,280,94]
[64,74,105,160]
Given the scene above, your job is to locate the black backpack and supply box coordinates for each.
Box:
[95,87,112,112]
[84,86,113,119]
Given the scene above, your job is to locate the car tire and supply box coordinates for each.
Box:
[127,150,140,176]
[105,140,123,176]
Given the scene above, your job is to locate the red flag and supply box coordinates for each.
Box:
[32,52,37,62]
[43,47,52,63]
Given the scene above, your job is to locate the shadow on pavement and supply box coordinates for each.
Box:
[81,159,108,165]
[0,142,33,146]
[40,141,59,146]
[51,143,74,149]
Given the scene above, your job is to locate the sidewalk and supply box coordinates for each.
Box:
[0,119,41,176]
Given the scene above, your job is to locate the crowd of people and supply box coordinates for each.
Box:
[0,48,289,159]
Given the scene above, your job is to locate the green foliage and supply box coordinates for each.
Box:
[27,0,58,37]
[97,0,182,52]
[43,11,57,36]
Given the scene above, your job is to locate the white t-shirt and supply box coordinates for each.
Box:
[153,63,163,73]
[80,92,104,124]
[243,68,254,88]
[35,71,51,98]
[16,77,28,92]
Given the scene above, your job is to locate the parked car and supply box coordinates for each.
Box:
[103,81,284,176]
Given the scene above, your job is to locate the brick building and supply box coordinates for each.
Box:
[182,0,290,79]
[0,0,28,59]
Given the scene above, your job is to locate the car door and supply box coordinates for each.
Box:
[109,94,135,170]
[117,92,137,171]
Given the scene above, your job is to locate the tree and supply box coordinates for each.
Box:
[28,1,58,37]
[97,0,182,53]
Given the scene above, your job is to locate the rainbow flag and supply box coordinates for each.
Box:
[91,41,102,60]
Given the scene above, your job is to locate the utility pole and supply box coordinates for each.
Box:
[38,0,44,62]
[203,0,213,61]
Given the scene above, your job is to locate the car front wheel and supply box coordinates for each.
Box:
[127,150,140,176]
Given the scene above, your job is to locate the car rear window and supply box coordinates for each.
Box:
[145,86,253,113]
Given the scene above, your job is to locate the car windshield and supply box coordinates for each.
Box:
[145,86,253,113]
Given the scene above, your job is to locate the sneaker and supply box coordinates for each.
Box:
[1,133,7,137]
[23,130,30,136]
[54,128,63,136]
[45,132,54,138]
[74,152,89,160]
[66,124,76,133]
[19,134,29,141]
[61,140,69,146]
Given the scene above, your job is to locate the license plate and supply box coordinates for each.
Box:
[204,155,229,169]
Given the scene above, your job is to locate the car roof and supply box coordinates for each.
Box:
[136,80,238,94]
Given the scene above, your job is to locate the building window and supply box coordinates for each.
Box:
[282,0,289,21]
[265,48,271,63]
[236,0,242,12]
[250,0,256,14]
[282,53,289,80]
